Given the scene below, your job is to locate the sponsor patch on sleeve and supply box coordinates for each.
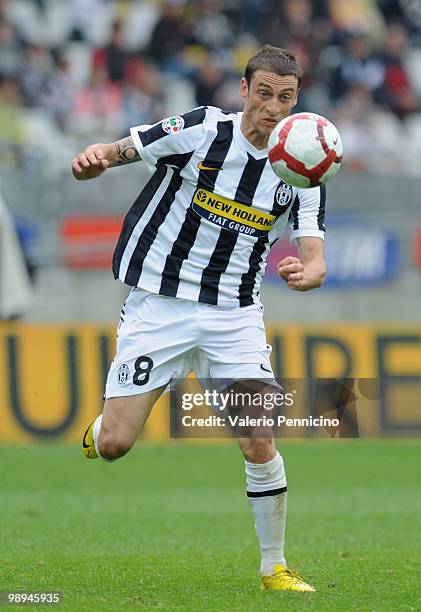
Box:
[162,116,185,134]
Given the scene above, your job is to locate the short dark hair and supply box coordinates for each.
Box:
[244,45,302,88]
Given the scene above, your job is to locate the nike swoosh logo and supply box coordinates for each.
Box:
[82,425,92,448]
[197,162,221,171]
[260,364,272,373]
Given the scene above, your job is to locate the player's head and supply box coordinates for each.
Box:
[240,45,302,146]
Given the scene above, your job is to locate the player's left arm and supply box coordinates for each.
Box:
[277,236,326,291]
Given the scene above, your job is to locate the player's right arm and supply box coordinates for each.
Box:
[72,136,141,181]
[73,107,208,180]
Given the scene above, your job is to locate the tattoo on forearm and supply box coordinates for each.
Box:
[112,137,140,166]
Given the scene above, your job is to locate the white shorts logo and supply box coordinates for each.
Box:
[117,363,130,385]
[162,116,185,134]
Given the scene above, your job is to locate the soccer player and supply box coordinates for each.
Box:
[72,45,326,593]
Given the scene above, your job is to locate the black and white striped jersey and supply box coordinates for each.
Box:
[112,106,326,308]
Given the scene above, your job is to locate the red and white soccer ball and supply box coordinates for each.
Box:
[268,112,343,188]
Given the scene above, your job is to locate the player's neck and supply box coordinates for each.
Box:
[240,115,268,151]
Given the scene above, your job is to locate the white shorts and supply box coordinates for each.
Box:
[105,288,276,398]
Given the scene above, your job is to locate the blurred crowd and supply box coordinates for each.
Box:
[2,0,421,175]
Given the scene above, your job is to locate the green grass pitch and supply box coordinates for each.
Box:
[1,441,420,611]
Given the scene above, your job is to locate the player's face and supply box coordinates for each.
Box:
[240,70,299,149]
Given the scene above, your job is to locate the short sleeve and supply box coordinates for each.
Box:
[130,107,207,172]
[288,185,326,243]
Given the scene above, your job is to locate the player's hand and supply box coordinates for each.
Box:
[277,256,308,291]
[277,256,325,291]
[72,144,110,180]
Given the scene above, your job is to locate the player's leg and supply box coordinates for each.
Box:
[85,387,166,460]
[228,385,289,582]
[233,389,314,593]
[237,431,288,576]
[83,288,197,460]
[198,302,315,592]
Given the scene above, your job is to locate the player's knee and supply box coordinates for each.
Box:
[243,437,275,463]
[99,430,132,460]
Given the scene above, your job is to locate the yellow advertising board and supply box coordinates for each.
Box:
[0,323,420,443]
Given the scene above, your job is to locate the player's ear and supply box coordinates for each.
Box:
[240,77,248,99]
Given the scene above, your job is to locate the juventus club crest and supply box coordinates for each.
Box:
[274,182,293,207]
[117,363,130,385]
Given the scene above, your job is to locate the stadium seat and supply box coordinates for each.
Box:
[404,113,421,149]
[405,48,421,96]
[65,42,94,87]
[8,0,43,44]
[125,2,161,50]
[403,114,421,174]
[162,77,196,116]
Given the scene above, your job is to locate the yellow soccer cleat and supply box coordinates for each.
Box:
[261,564,315,592]
[82,422,98,459]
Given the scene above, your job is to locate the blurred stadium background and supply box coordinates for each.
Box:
[0,0,420,440]
[1,3,421,609]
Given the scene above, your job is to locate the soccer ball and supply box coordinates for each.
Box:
[268,112,343,188]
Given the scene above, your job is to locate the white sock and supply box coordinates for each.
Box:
[93,414,117,462]
[92,414,102,456]
[245,451,288,576]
